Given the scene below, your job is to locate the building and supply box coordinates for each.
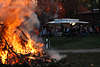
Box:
[37,0,100,25]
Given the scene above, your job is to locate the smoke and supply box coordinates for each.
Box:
[48,50,67,61]
[19,11,40,41]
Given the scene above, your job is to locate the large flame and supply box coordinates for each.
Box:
[0,0,44,64]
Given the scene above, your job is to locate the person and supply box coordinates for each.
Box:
[42,28,47,37]
[88,26,94,34]
[96,26,100,33]
[64,27,71,36]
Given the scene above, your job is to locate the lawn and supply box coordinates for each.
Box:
[47,34,100,49]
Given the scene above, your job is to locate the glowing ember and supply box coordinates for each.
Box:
[0,0,45,65]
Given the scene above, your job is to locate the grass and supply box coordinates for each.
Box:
[47,34,100,49]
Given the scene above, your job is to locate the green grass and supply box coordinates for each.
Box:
[48,34,100,49]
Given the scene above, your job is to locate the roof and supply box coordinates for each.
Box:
[48,19,88,24]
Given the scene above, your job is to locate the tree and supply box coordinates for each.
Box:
[63,0,78,18]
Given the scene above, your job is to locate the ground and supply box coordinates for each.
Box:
[45,34,100,67]
[58,53,100,67]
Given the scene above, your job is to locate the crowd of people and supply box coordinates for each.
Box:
[39,24,100,37]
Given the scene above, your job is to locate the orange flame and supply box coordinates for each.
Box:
[0,0,44,64]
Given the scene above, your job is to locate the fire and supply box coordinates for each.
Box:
[0,0,44,64]
[0,50,8,64]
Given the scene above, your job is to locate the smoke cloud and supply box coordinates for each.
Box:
[48,50,67,61]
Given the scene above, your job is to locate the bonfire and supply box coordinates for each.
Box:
[0,0,54,66]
